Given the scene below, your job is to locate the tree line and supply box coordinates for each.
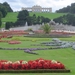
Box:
[5,9,75,29]
[53,2,75,26]
[5,10,50,29]
[53,13,75,26]
[0,2,13,29]
[0,2,13,17]
[56,3,75,13]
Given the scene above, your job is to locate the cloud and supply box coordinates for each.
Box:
[0,0,75,12]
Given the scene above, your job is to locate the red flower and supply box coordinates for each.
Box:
[28,60,38,69]
[21,63,28,70]
[43,62,50,69]
[37,62,43,69]
[12,63,22,70]
[0,59,65,70]
[0,63,2,69]
[3,63,9,70]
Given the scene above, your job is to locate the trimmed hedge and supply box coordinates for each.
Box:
[0,69,70,73]
[24,34,71,38]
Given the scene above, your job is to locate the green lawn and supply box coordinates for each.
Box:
[2,12,18,28]
[0,37,75,75]
[29,12,67,19]
[2,12,18,22]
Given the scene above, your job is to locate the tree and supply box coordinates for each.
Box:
[26,16,33,25]
[5,22,13,29]
[41,16,45,23]
[56,2,75,13]
[17,10,29,20]
[0,6,7,17]
[32,14,37,24]
[41,16,50,23]
[53,13,75,26]
[0,12,2,28]
[36,16,41,24]
[70,6,75,13]
[0,2,13,18]
[3,2,13,12]
[16,10,29,26]
[41,23,51,34]
[0,11,3,18]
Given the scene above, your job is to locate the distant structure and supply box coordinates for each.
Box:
[21,5,52,12]
[49,19,56,25]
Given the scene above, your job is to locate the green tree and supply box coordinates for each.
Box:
[41,16,45,23]
[56,2,75,13]
[5,22,13,29]
[0,2,13,18]
[3,2,13,12]
[36,16,41,24]
[53,13,75,26]
[26,16,33,25]
[32,14,37,24]
[18,10,29,20]
[41,23,51,34]
[16,10,29,26]
[0,6,7,17]
[0,11,3,18]
[0,12,2,28]
[41,16,50,23]
[70,6,75,13]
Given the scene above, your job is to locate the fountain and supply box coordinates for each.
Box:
[25,21,28,26]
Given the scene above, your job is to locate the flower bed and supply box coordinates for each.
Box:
[0,47,61,55]
[0,40,9,42]
[8,41,21,44]
[0,30,29,38]
[0,40,21,44]
[0,58,70,73]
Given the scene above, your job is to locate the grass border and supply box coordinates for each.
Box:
[0,69,70,73]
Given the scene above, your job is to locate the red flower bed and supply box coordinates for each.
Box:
[0,30,29,37]
[8,41,21,44]
[0,40,9,42]
[0,58,65,70]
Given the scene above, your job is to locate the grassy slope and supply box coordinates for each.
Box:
[29,12,67,19]
[2,12,18,28]
[2,12,18,22]
[0,37,75,75]
[1,12,66,28]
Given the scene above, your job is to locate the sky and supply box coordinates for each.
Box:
[0,0,75,12]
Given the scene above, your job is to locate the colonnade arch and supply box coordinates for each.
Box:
[22,5,52,12]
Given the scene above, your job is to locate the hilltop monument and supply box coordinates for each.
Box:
[22,5,52,12]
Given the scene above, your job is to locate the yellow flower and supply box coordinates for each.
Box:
[51,60,57,63]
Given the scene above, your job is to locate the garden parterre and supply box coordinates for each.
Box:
[0,37,75,55]
[0,36,74,74]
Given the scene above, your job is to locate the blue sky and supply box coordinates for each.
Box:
[0,0,75,12]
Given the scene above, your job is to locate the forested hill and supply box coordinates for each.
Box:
[0,2,13,28]
[56,3,75,13]
[0,2,13,18]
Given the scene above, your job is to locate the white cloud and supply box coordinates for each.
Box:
[0,0,75,12]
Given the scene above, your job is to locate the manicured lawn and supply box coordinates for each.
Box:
[0,37,75,75]
[60,35,75,41]
[29,12,67,19]
[2,12,18,28]
[2,12,18,22]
